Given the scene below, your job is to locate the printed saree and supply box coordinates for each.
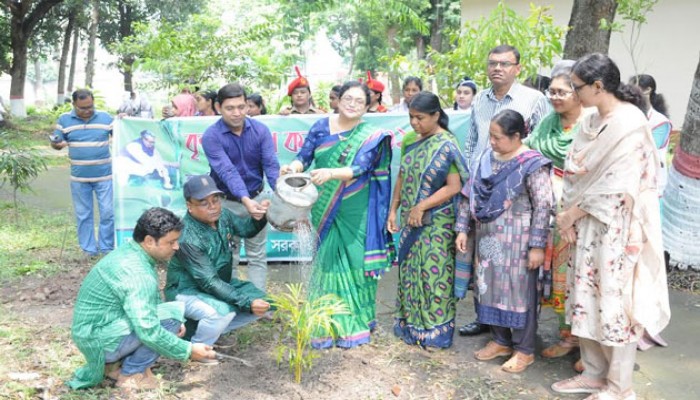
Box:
[393,131,468,348]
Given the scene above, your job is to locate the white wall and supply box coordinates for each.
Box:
[460,0,699,128]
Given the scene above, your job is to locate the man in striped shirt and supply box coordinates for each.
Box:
[51,89,114,257]
[459,45,552,338]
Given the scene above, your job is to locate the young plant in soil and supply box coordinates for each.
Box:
[270,283,349,383]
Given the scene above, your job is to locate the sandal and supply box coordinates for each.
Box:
[501,351,534,373]
[542,342,578,358]
[474,341,513,361]
[552,375,606,394]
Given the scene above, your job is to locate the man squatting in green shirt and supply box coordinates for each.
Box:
[165,174,271,356]
[69,207,217,391]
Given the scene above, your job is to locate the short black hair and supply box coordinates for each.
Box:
[132,207,183,243]
[72,89,94,102]
[489,45,521,64]
[217,83,247,105]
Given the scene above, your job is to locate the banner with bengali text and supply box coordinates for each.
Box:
[113,111,471,260]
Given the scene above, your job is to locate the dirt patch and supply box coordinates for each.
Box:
[0,262,693,399]
[667,268,700,292]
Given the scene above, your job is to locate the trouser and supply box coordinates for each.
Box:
[104,318,180,375]
[70,180,114,255]
[222,195,269,291]
[490,268,539,355]
[176,294,260,345]
[580,337,637,394]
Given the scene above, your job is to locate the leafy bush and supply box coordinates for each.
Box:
[0,140,47,220]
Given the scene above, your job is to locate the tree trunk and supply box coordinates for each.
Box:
[122,58,134,92]
[416,36,425,60]
[7,0,65,117]
[678,56,700,157]
[85,0,99,88]
[118,0,134,91]
[32,59,45,106]
[387,25,401,105]
[67,27,79,96]
[428,0,444,53]
[9,16,29,117]
[662,55,700,270]
[57,12,75,105]
[563,0,618,59]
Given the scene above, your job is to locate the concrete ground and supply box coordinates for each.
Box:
[3,165,699,399]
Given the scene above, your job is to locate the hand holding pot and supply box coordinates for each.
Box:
[310,168,335,185]
[243,198,268,220]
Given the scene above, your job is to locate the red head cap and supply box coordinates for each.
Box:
[287,66,309,96]
[366,71,385,93]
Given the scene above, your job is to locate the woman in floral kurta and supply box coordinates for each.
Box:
[551,54,670,400]
[456,109,553,373]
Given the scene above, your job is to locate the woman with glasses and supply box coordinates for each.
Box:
[455,109,553,372]
[525,60,585,369]
[388,91,469,348]
[551,53,670,400]
[279,81,394,349]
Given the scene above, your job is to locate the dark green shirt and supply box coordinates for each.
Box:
[165,209,267,315]
[69,241,191,389]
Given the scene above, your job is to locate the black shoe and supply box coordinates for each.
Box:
[458,321,489,336]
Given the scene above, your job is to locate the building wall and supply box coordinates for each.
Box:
[460,0,698,127]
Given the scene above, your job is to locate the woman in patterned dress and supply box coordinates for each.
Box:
[551,53,670,400]
[455,109,553,373]
[388,91,468,348]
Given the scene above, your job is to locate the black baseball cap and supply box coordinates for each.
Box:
[183,175,224,201]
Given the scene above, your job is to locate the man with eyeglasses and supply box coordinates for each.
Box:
[50,88,115,258]
[201,83,280,291]
[165,175,271,358]
[459,45,551,338]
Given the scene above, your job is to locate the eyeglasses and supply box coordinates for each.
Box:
[192,195,222,209]
[340,96,366,107]
[546,90,575,100]
[487,60,518,69]
[571,82,590,92]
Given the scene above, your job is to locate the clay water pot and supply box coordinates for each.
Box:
[267,173,318,232]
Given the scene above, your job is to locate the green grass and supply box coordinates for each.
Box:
[1,114,56,148]
[0,201,79,280]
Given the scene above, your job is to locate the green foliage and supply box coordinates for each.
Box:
[599,0,659,76]
[270,283,350,383]
[116,4,297,91]
[428,1,566,103]
[0,141,48,217]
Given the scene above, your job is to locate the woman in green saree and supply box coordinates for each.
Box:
[281,81,394,348]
